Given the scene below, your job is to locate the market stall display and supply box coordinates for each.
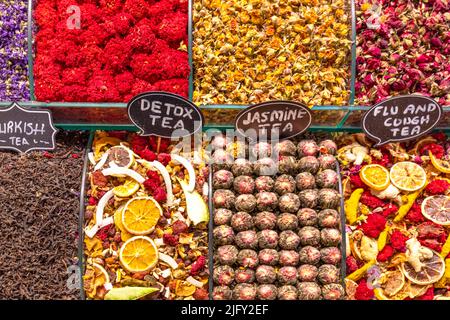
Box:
[211,135,345,300]
[355,0,449,106]
[338,133,450,300]
[33,0,190,102]
[0,131,87,299]
[0,0,30,101]
[193,0,351,106]
[83,131,209,300]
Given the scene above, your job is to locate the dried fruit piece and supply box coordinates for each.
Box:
[421,196,450,226]
[107,145,134,168]
[119,236,158,273]
[390,162,426,192]
[113,179,140,198]
[122,197,162,235]
[429,152,450,174]
[360,164,390,191]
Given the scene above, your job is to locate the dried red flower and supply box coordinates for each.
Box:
[381,203,398,218]
[350,174,366,188]
[360,191,385,209]
[355,279,374,300]
[390,230,409,253]
[34,0,189,102]
[405,202,425,224]
[420,143,445,159]
[359,213,387,238]
[425,179,450,195]
[377,245,394,262]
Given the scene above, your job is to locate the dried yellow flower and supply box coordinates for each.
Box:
[193,0,352,107]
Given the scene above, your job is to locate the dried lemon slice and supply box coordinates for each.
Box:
[119,236,158,273]
[401,249,445,285]
[113,179,140,198]
[122,197,162,235]
[429,151,450,174]
[360,164,390,191]
[378,267,405,297]
[421,195,450,226]
[107,146,134,168]
[389,161,426,192]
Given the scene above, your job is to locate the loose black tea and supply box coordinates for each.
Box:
[0,131,87,299]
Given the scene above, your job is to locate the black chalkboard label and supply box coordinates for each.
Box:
[0,103,57,153]
[362,95,443,146]
[235,101,312,141]
[127,92,204,138]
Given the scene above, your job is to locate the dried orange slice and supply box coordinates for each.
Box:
[389,161,426,192]
[359,164,390,191]
[122,197,162,235]
[119,236,158,273]
[113,179,140,198]
[401,249,445,285]
[107,146,134,168]
[113,206,133,242]
[421,195,450,226]
[429,151,450,174]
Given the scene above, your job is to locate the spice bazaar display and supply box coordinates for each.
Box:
[33,0,190,102]
[212,135,345,300]
[338,133,450,300]
[0,132,87,299]
[193,0,351,106]
[0,0,29,101]
[83,132,209,300]
[355,0,449,106]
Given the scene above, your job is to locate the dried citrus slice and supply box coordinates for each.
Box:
[84,262,110,298]
[345,279,358,300]
[401,249,445,285]
[113,206,133,242]
[122,197,162,235]
[429,151,450,174]
[91,263,110,284]
[389,161,426,192]
[113,179,140,198]
[421,195,450,226]
[107,146,134,168]
[119,236,158,273]
[359,164,390,191]
[408,282,431,298]
[378,267,405,297]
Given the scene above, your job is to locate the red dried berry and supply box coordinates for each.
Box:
[172,220,188,235]
[190,256,206,275]
[163,233,179,246]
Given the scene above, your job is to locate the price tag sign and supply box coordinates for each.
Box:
[0,103,57,153]
[128,92,204,138]
[234,101,312,141]
[362,95,443,146]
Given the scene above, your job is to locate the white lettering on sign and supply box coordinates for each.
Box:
[242,108,308,134]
